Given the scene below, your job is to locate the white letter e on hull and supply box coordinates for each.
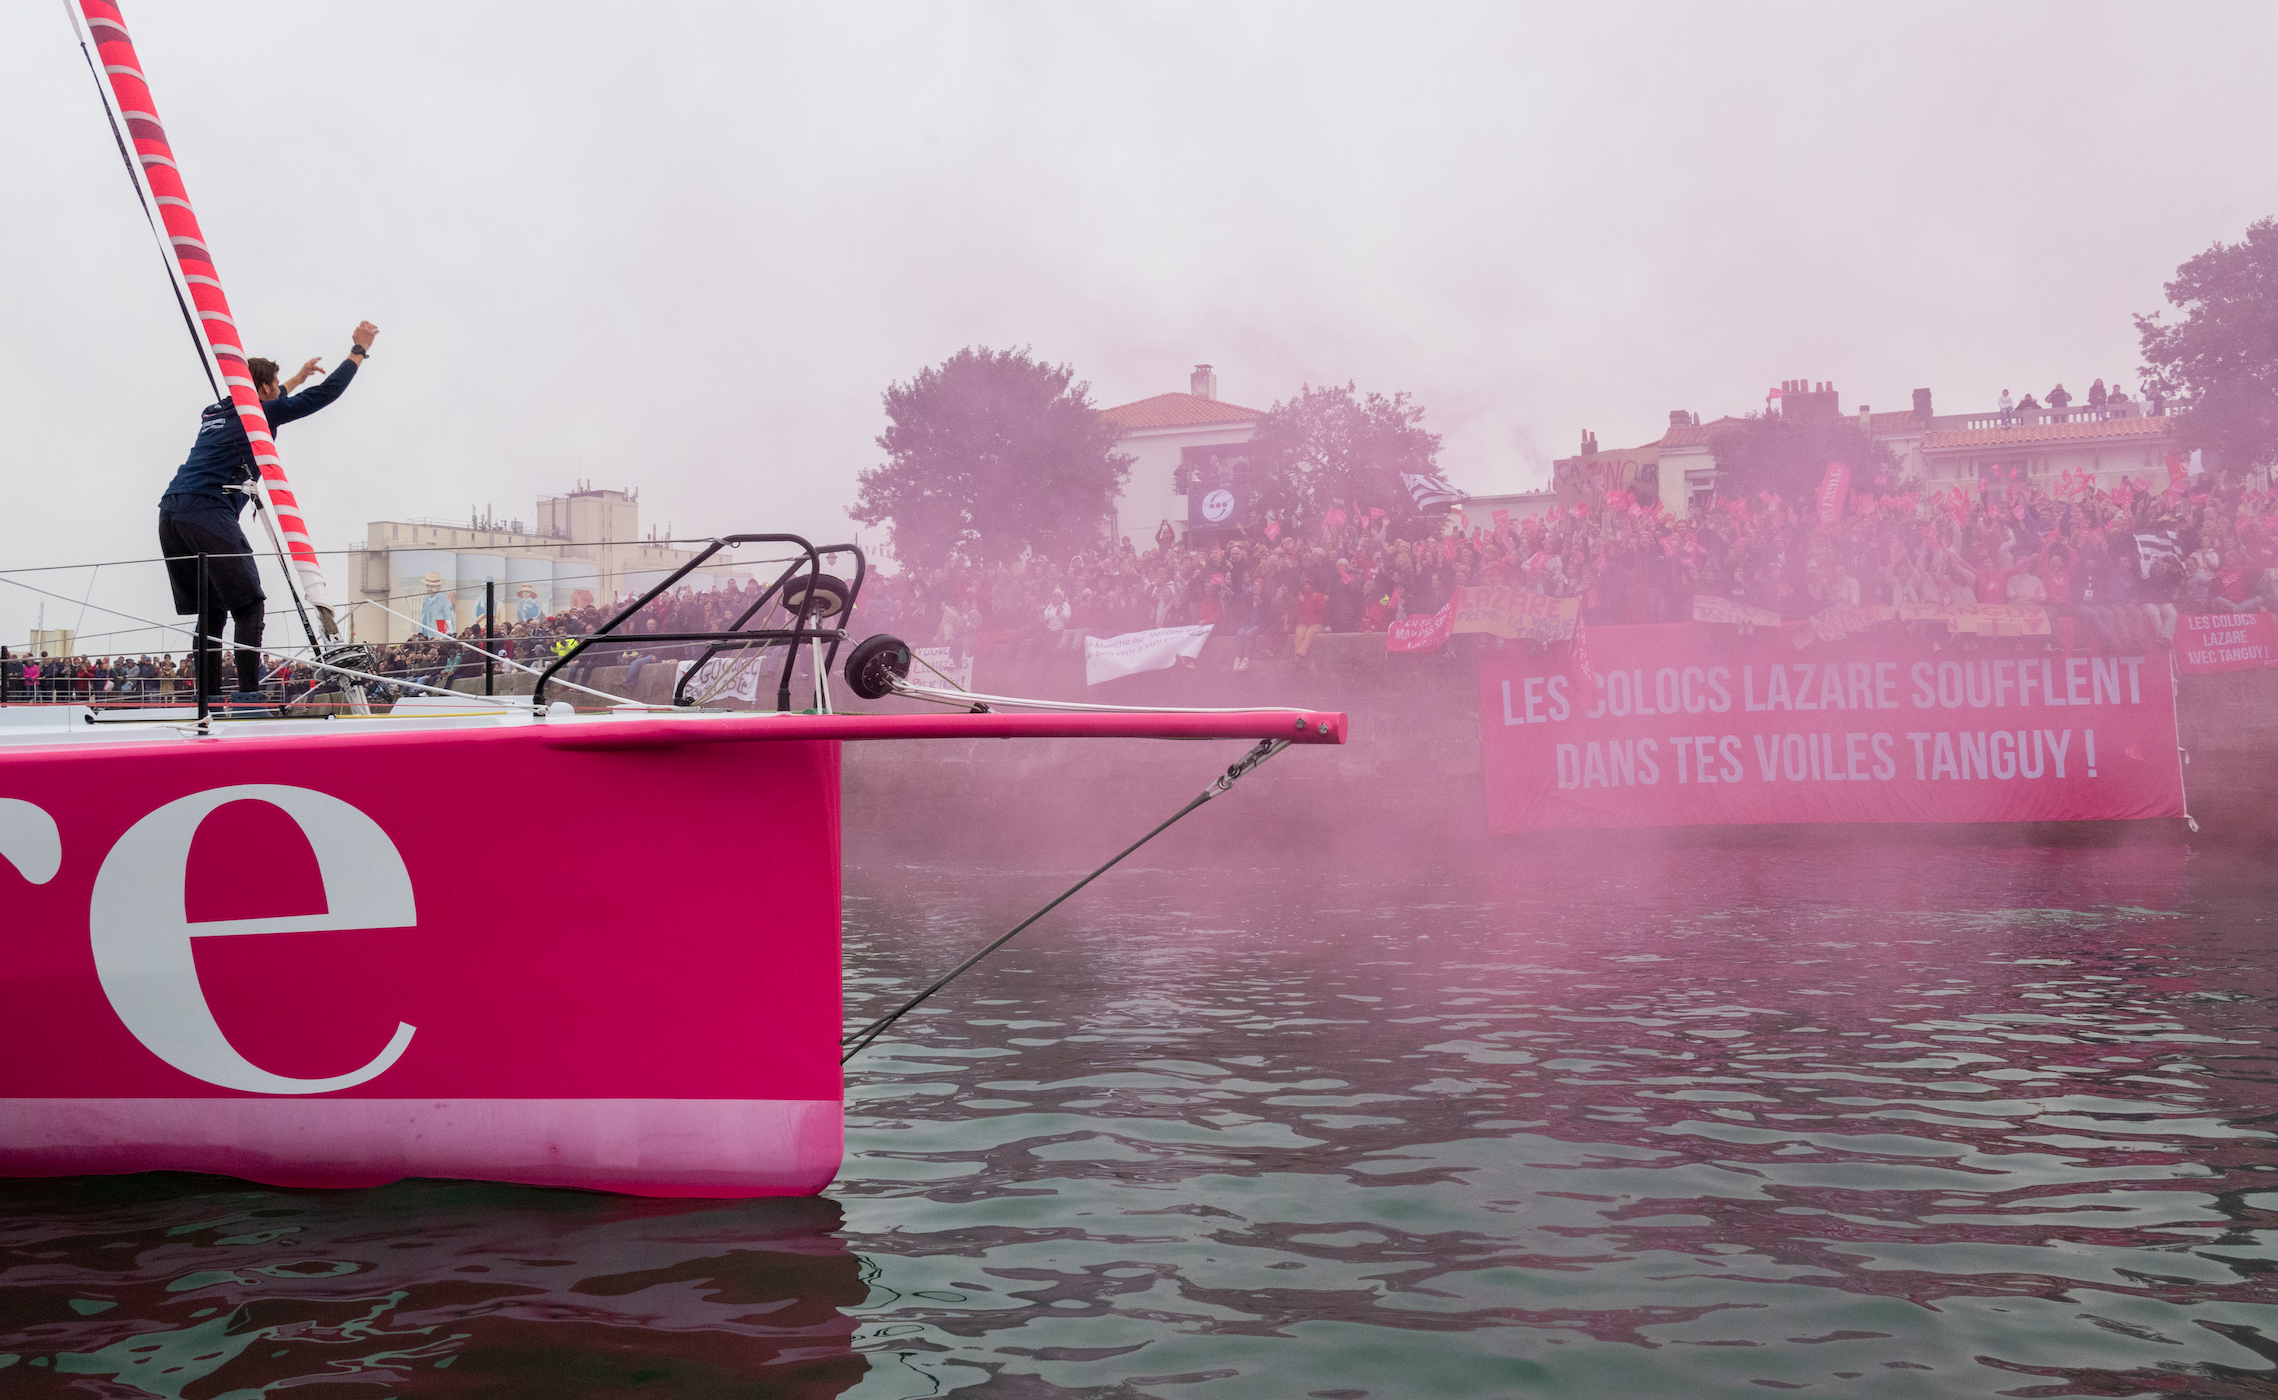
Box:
[91,785,417,1094]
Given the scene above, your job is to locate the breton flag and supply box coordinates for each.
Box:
[2133,533,2183,580]
[1402,473,1469,511]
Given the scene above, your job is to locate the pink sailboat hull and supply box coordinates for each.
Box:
[0,709,1344,1196]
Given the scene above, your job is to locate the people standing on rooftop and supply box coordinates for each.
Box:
[1999,389,2014,425]
[2047,383,2073,411]
[2089,379,2108,410]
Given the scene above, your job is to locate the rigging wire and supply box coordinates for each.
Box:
[839,738,1292,1065]
[0,543,810,576]
[63,0,221,402]
[356,597,633,708]
[0,574,521,708]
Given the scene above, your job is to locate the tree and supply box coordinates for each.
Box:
[1243,382,1444,529]
[1709,411,1899,503]
[853,347,1132,569]
[2136,217,2278,476]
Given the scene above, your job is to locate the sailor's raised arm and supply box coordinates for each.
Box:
[265,321,376,424]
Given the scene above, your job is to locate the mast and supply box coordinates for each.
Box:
[68,1,343,646]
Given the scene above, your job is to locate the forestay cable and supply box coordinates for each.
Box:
[840,738,1291,1064]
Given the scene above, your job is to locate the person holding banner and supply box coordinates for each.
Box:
[158,321,378,700]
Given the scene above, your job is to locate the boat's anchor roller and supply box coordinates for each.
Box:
[843,633,912,701]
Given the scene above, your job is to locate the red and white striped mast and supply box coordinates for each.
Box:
[66,0,351,662]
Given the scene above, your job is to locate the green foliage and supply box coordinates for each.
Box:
[1708,411,1899,503]
[853,347,1132,569]
[2136,217,2278,474]
[1244,382,1443,524]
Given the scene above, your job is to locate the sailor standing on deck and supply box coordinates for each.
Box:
[158,321,376,701]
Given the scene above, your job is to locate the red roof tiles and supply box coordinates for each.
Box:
[1099,392,1267,431]
[1652,416,1748,448]
[1922,416,2176,450]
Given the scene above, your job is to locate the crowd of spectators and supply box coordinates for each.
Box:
[854,468,2278,664]
[5,470,2273,706]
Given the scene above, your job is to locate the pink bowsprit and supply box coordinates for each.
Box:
[0,708,1346,1196]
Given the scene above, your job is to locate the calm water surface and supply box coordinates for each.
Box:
[4,841,2275,1398]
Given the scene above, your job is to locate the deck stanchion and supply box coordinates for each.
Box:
[485,580,495,697]
[193,553,210,726]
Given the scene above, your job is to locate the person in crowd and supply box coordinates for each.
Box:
[1293,579,1329,659]
[2134,534,2182,645]
[2179,548,2219,614]
[2047,383,2073,412]
[1225,575,1262,672]
[2088,379,2108,410]
[1999,389,2014,426]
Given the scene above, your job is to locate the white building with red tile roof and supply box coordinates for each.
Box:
[1098,365,1267,548]
[1919,409,2186,497]
[1572,380,2187,515]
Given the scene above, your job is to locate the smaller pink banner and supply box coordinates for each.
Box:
[1386,599,1453,654]
[1817,460,1851,525]
[2177,612,2278,673]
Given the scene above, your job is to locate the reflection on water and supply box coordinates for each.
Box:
[5,841,2277,1397]
[0,1181,861,1395]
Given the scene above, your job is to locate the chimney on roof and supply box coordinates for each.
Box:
[1784,380,1840,419]
[1912,387,1933,421]
[1669,410,1689,428]
[1190,364,1217,400]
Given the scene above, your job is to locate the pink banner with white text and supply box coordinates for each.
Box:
[1477,624,2184,832]
[1385,599,1452,653]
[2175,612,2278,673]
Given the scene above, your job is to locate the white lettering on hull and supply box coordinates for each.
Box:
[0,798,60,884]
[89,785,419,1094]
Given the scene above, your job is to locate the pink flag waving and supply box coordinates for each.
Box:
[1816,461,1850,525]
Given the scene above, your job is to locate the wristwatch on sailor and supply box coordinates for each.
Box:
[351,343,370,359]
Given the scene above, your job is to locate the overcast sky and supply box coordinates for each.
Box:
[2,2,2272,652]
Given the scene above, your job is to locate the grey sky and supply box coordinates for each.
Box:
[2,2,2272,650]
